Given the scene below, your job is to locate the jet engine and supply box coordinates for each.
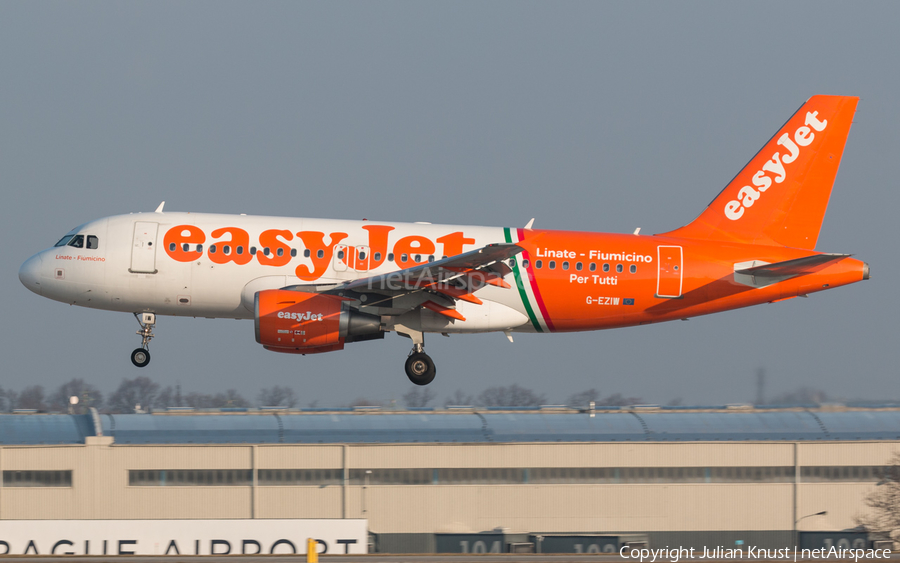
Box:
[254,289,383,354]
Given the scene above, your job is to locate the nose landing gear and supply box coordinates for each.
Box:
[131,312,155,368]
[131,348,150,368]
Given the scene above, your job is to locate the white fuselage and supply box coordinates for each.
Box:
[19,212,532,334]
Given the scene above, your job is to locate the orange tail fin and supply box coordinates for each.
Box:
[661,95,858,249]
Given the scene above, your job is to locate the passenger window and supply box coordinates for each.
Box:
[549,261,556,270]
[236,246,243,255]
[250,247,257,255]
[522,259,530,268]
[182,243,190,252]
[414,254,422,262]
[589,263,597,272]
[359,251,367,260]
[337,250,345,260]
[196,244,203,253]
[562,261,569,270]
[304,249,310,258]
[388,253,394,262]
[616,264,623,273]
[535,260,542,269]
[290,249,297,257]
[630,265,637,273]
[401,253,408,262]
[603,263,610,272]
[86,235,99,249]
[223,246,231,255]
[68,235,84,248]
[276,248,284,257]
[169,243,177,252]
[316,250,324,259]
[209,245,217,253]
[428,255,434,262]
[576,262,582,271]
[374,252,382,261]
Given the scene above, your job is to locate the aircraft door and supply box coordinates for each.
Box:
[333,244,348,272]
[656,245,683,298]
[130,222,159,274]
[356,245,370,272]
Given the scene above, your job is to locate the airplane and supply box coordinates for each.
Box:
[19,95,868,386]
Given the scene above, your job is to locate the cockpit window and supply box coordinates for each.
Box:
[68,235,84,248]
[86,235,99,249]
[55,235,75,247]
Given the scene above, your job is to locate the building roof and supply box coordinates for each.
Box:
[0,414,95,445]
[2,408,900,445]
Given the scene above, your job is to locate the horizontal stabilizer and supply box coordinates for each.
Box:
[734,254,849,288]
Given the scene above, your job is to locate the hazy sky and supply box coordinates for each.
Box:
[3,2,898,407]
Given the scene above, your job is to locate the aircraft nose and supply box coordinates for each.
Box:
[19,254,43,296]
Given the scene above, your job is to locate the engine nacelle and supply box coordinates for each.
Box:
[254,290,382,354]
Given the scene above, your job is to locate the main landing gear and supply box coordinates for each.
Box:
[131,312,155,368]
[405,343,436,386]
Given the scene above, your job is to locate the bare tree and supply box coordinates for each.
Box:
[218,389,249,408]
[17,385,46,411]
[596,393,642,406]
[183,392,217,409]
[48,379,103,413]
[478,384,546,407]
[157,386,178,409]
[348,397,381,407]
[107,377,160,413]
[444,389,475,407]
[858,453,900,544]
[257,386,297,408]
[568,388,601,406]
[2,388,18,412]
[402,387,436,408]
[181,389,250,409]
[769,387,830,405]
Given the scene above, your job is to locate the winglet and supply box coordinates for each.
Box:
[524,218,535,230]
[155,201,166,213]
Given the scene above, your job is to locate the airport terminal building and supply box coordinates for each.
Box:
[0,406,897,553]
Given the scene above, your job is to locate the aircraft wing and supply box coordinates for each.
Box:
[281,243,524,319]
[332,242,522,293]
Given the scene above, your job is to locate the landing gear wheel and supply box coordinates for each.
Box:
[405,352,436,386]
[132,312,156,368]
[131,348,150,368]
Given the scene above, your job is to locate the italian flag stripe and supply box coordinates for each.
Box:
[504,227,544,333]
[517,228,555,332]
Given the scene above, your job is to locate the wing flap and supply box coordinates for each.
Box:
[320,242,523,293]
[278,242,522,319]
